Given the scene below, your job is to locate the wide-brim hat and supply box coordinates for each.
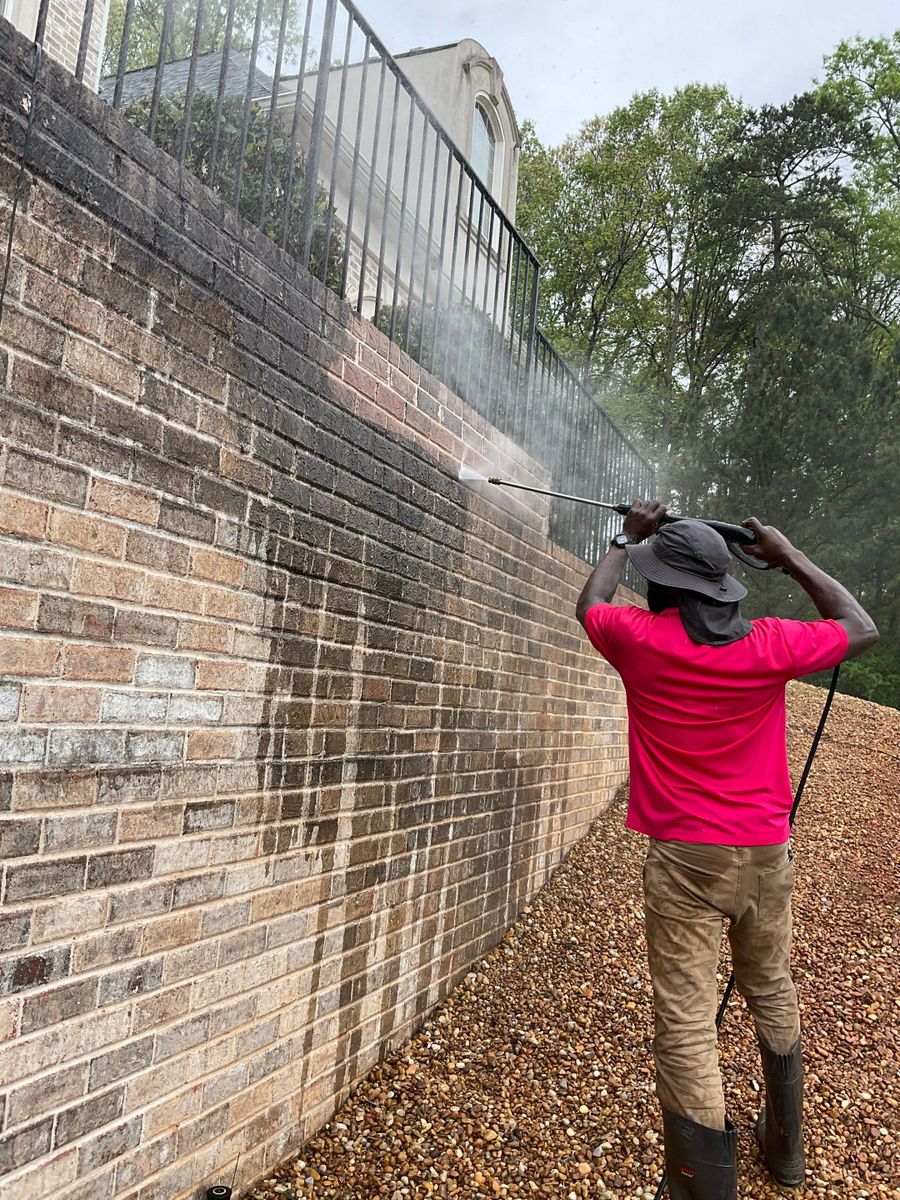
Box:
[626,519,747,602]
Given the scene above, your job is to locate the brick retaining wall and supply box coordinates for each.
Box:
[0,21,634,1200]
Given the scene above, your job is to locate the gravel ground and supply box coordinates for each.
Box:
[250,683,899,1200]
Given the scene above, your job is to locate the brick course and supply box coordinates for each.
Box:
[0,23,636,1200]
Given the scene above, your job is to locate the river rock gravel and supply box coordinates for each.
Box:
[249,683,899,1199]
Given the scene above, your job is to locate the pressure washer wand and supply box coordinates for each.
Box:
[487,477,627,514]
[486,476,766,563]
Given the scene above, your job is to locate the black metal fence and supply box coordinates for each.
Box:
[56,0,653,570]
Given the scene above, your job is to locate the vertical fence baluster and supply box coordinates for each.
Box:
[178,0,206,167]
[499,237,520,424]
[553,365,565,539]
[279,0,318,250]
[598,412,612,548]
[573,375,584,554]
[208,0,238,188]
[579,393,591,559]
[485,216,504,423]
[337,31,371,297]
[512,255,533,433]
[550,356,562,543]
[552,357,565,543]
[232,0,266,213]
[35,0,50,43]
[452,173,476,397]
[387,93,415,344]
[528,336,544,466]
[523,254,539,389]
[416,125,441,365]
[373,72,401,321]
[320,10,355,277]
[521,314,541,459]
[588,404,601,558]
[402,105,429,348]
[441,157,465,366]
[299,0,338,268]
[356,56,388,312]
[573,388,584,559]
[570,376,582,554]
[608,433,619,516]
[256,0,291,222]
[148,0,175,140]
[429,144,454,374]
[460,177,483,404]
[75,0,96,83]
[544,344,556,486]
[513,256,535,441]
[491,227,513,427]
[471,203,495,417]
[112,0,136,109]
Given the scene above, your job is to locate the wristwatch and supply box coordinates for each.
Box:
[610,531,635,548]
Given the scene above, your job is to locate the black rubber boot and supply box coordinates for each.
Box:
[755,1035,806,1188]
[661,1109,737,1200]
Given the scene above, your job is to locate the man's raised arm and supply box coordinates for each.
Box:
[740,518,879,660]
[576,499,668,625]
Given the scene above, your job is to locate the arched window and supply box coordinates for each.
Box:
[471,101,496,191]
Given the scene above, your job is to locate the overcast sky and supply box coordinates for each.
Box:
[358,0,899,145]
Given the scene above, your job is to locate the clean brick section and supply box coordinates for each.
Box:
[134,656,195,689]
[0,25,633,1200]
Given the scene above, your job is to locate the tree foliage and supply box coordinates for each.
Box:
[518,34,900,707]
[122,90,345,291]
[102,0,307,78]
[818,31,900,198]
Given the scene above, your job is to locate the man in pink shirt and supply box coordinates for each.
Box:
[576,501,878,1200]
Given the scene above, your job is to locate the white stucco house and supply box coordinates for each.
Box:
[392,40,520,223]
[277,37,521,325]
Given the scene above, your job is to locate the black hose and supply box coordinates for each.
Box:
[651,664,840,1199]
[788,666,840,827]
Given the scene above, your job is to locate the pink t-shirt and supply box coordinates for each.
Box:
[582,605,848,845]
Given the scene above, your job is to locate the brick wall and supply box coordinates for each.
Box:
[0,21,635,1200]
[4,0,109,89]
[43,0,108,89]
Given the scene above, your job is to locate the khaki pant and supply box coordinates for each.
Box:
[643,837,800,1130]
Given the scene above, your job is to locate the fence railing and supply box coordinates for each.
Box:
[55,0,653,574]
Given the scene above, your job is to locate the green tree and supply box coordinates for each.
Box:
[519,48,900,707]
[703,90,899,676]
[613,86,748,493]
[814,36,900,346]
[517,87,754,491]
[516,98,660,379]
[713,286,897,601]
[817,31,900,198]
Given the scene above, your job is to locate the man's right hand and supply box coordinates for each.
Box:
[623,498,668,543]
[740,517,795,567]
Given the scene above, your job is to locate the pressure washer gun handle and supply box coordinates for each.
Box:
[702,520,773,571]
[695,518,755,545]
[614,506,772,570]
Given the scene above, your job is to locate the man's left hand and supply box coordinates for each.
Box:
[622,499,668,543]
